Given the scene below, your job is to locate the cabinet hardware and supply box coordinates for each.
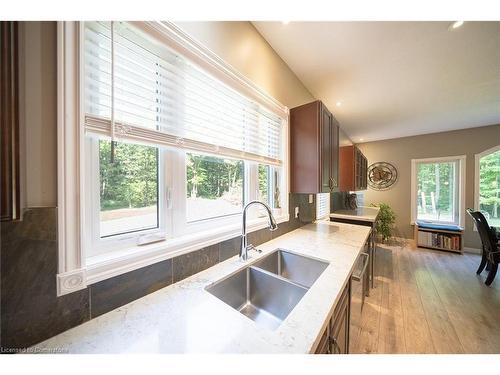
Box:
[351,252,369,282]
[330,336,341,354]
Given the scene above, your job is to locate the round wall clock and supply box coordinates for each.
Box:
[367,162,398,190]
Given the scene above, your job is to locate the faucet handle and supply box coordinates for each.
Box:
[246,244,262,254]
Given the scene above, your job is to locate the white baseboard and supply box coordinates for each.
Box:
[463,246,481,254]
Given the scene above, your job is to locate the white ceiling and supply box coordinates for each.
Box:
[253,21,500,142]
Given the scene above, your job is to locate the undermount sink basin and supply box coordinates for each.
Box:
[206,266,307,330]
[205,249,329,330]
[252,249,329,288]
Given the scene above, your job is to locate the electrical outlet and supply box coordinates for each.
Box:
[309,194,313,204]
[295,206,299,218]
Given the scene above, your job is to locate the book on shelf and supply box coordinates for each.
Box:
[417,229,460,251]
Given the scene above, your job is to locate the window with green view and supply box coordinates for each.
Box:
[479,149,500,229]
[416,160,459,225]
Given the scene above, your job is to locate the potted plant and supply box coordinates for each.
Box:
[370,203,396,242]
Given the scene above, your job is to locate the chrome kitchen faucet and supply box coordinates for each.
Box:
[240,201,278,261]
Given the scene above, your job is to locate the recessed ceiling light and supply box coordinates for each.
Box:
[336,101,342,107]
[450,21,464,30]
[359,138,364,142]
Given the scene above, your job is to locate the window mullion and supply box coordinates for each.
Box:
[169,149,187,237]
[247,162,258,203]
[87,137,101,257]
[158,148,169,237]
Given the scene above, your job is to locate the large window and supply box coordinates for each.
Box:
[57,21,289,294]
[186,153,244,222]
[80,21,288,260]
[475,146,500,229]
[99,140,159,237]
[416,161,458,223]
[411,156,465,227]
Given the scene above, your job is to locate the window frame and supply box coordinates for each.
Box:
[410,155,466,228]
[172,151,286,237]
[84,136,168,258]
[474,145,500,230]
[85,142,288,252]
[84,146,289,283]
[56,21,290,296]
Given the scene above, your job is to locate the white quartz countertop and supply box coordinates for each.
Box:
[34,221,371,353]
[330,206,380,223]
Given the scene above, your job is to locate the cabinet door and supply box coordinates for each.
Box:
[349,276,363,352]
[353,147,368,191]
[330,117,339,190]
[314,326,331,354]
[320,105,332,193]
[331,281,350,354]
[333,310,348,354]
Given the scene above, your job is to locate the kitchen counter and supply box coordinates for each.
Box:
[330,206,380,223]
[33,221,371,353]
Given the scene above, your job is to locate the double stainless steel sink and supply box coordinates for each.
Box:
[205,249,329,330]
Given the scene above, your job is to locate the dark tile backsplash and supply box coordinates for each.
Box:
[90,259,173,318]
[0,193,315,349]
[1,209,90,350]
[247,227,272,247]
[172,244,219,283]
[295,193,316,222]
[331,191,365,211]
[219,236,240,262]
[331,191,348,211]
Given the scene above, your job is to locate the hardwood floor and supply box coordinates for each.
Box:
[349,242,500,354]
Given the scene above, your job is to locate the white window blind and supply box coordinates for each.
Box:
[316,193,330,219]
[84,21,286,166]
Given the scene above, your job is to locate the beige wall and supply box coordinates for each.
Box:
[357,124,500,249]
[19,22,58,207]
[19,21,314,207]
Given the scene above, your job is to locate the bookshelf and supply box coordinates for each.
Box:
[414,223,463,253]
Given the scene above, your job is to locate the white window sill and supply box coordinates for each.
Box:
[85,214,289,285]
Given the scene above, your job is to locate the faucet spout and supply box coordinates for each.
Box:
[240,201,278,261]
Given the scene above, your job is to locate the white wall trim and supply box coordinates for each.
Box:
[410,155,466,228]
[463,246,482,254]
[85,214,289,285]
[410,159,417,225]
[459,155,466,229]
[57,22,86,296]
[57,268,87,295]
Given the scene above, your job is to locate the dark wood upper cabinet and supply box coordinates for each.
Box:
[290,100,339,194]
[331,116,340,192]
[339,145,368,192]
[1,21,21,221]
